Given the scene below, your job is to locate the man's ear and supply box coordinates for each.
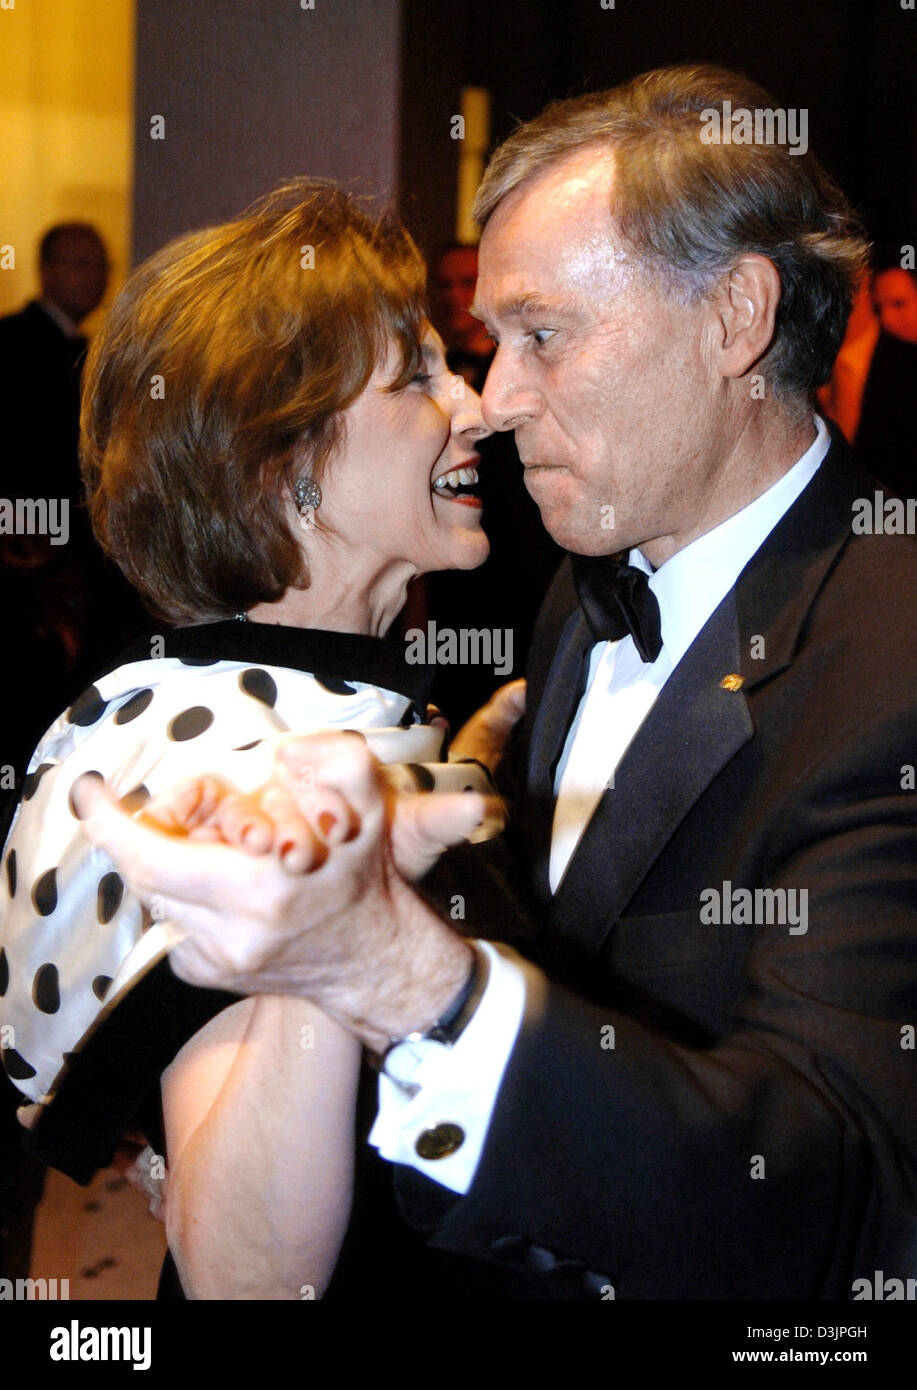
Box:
[710,254,782,379]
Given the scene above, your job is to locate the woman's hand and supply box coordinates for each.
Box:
[135,745,493,882]
[449,679,526,775]
[73,732,475,1053]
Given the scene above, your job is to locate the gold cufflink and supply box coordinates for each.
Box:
[719,673,745,691]
[415,1122,465,1160]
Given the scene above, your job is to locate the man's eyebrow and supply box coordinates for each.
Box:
[469,292,576,324]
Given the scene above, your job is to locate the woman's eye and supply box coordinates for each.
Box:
[411,370,433,386]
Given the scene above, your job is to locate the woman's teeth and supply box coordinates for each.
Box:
[433,465,479,495]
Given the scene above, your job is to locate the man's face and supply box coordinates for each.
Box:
[433,246,481,349]
[474,149,731,561]
[872,269,917,344]
[41,230,110,325]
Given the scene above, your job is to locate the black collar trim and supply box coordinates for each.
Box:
[104,621,433,707]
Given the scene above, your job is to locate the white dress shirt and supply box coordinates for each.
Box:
[370,417,831,1192]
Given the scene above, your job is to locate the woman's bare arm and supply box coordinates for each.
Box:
[161,994,361,1300]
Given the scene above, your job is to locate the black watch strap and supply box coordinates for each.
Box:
[423,943,489,1046]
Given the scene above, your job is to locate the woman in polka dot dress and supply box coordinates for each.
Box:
[0,179,498,1298]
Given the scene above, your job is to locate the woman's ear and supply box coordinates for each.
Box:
[710,254,782,379]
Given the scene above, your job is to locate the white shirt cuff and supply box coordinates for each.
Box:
[368,940,528,1194]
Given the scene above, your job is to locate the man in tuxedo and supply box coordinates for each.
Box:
[78,65,916,1299]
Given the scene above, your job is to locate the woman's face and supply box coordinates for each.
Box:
[318,326,492,574]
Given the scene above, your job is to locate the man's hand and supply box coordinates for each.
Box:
[449,679,526,775]
[73,733,474,1053]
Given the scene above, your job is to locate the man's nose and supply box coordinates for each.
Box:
[480,351,539,433]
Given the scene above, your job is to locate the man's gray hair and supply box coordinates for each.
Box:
[474,65,868,395]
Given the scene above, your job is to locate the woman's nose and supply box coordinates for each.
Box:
[450,378,493,440]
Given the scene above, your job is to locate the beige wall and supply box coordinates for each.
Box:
[0,0,134,331]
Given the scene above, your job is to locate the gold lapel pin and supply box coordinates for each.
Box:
[719,673,745,691]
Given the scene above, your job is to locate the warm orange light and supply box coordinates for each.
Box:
[0,0,134,328]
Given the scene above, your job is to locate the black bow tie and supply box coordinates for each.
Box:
[571,552,663,664]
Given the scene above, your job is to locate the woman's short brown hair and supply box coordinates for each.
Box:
[474,65,869,398]
[81,179,427,623]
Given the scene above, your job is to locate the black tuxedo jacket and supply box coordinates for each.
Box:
[404,433,917,1299]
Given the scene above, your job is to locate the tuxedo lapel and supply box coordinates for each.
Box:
[524,605,592,899]
[550,591,753,951]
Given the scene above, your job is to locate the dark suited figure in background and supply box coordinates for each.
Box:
[0,227,137,1280]
[427,243,562,726]
[0,225,143,791]
[854,263,917,501]
[0,223,109,505]
[0,223,111,1284]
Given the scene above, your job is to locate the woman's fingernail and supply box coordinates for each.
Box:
[318,811,337,837]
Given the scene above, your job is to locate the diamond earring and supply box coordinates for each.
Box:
[293,477,322,511]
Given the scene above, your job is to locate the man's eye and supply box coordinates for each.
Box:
[531,329,556,347]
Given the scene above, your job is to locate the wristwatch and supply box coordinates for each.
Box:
[379,943,489,1099]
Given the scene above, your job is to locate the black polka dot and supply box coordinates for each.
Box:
[32,868,58,917]
[92,975,112,1001]
[314,674,358,696]
[239,668,277,707]
[1,1048,36,1082]
[0,947,8,996]
[119,784,150,813]
[114,689,153,725]
[5,849,16,898]
[67,685,108,726]
[399,703,421,728]
[97,872,124,924]
[168,706,214,741]
[233,739,263,752]
[21,763,54,801]
[68,770,104,820]
[178,657,218,666]
[32,964,60,1014]
[406,763,436,792]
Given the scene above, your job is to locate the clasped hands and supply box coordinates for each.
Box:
[73,681,525,1053]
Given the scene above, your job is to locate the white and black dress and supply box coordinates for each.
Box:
[0,620,478,1184]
